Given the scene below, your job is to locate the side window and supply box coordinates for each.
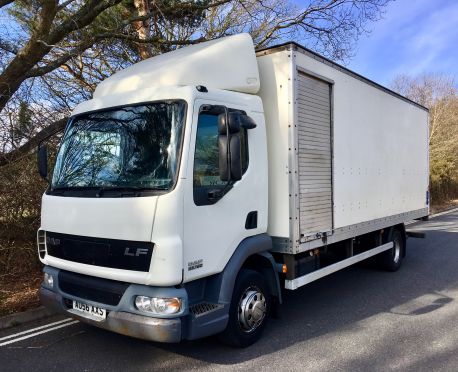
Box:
[193,106,249,205]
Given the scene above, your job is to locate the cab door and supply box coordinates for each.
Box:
[182,98,267,282]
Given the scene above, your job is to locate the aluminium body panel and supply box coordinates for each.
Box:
[256,50,293,239]
[256,45,429,254]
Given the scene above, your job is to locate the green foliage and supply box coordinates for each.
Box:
[7,1,41,32]
[11,101,33,145]
[157,0,210,27]
[430,152,458,202]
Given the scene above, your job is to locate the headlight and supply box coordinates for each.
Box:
[43,273,54,288]
[135,296,182,315]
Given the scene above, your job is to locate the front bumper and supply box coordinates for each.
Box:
[39,262,188,343]
[40,265,231,343]
[40,287,181,343]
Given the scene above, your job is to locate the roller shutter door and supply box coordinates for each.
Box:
[297,73,333,237]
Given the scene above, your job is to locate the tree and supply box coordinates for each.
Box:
[0,0,392,165]
[391,74,458,201]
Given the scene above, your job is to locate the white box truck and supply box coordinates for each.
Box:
[37,33,429,347]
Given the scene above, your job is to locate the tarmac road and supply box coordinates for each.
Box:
[1,209,457,372]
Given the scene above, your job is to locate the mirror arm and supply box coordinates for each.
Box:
[240,115,257,130]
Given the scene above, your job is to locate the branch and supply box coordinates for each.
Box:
[122,0,231,26]
[0,117,68,167]
[0,39,19,55]
[26,39,96,78]
[48,0,124,46]
[57,0,78,11]
[96,33,208,45]
[0,0,124,116]
[0,0,14,9]
[254,0,344,46]
[0,0,58,112]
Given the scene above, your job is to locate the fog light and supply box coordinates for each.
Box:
[44,273,54,288]
[135,296,182,315]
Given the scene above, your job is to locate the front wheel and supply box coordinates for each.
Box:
[377,228,404,271]
[218,269,270,347]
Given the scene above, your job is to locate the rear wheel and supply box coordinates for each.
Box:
[377,228,404,271]
[218,269,270,347]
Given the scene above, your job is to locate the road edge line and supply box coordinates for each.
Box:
[429,206,458,219]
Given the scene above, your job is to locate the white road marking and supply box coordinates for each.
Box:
[0,320,79,347]
[0,318,74,342]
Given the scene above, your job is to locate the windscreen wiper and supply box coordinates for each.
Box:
[50,186,100,193]
[96,186,168,197]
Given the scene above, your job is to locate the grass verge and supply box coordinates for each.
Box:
[0,269,42,317]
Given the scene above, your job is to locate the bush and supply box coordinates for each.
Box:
[0,153,47,275]
[430,155,458,202]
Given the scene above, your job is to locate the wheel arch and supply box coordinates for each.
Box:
[207,234,282,305]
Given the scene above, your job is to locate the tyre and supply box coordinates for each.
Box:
[377,228,404,271]
[218,269,270,347]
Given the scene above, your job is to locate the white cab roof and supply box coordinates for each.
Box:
[93,33,260,99]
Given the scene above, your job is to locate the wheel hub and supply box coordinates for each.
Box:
[238,287,266,333]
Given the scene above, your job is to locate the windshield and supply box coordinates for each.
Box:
[51,101,186,195]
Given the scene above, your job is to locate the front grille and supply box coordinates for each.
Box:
[46,231,154,272]
[58,270,129,306]
[37,230,46,259]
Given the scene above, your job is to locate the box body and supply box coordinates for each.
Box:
[256,44,429,253]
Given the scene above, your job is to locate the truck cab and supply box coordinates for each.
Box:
[39,34,274,346]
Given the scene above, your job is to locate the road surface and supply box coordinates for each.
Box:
[1,209,457,371]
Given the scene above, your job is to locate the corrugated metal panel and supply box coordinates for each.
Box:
[297,72,333,237]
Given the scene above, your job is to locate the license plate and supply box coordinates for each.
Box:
[72,300,106,321]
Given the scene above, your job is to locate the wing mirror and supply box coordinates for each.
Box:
[218,112,256,182]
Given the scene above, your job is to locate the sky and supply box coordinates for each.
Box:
[346,0,458,86]
[1,0,457,90]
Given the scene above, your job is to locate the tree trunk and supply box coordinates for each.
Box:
[133,0,152,60]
